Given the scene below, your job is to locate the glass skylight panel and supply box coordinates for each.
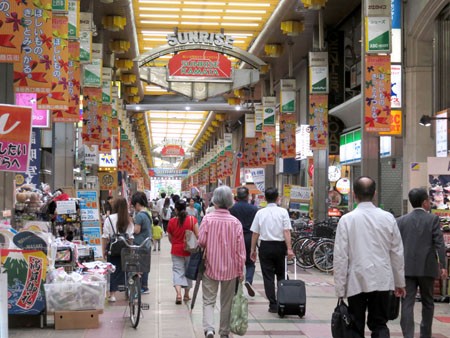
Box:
[181,15,221,19]
[222,16,262,21]
[227,2,271,7]
[183,1,225,5]
[221,22,259,26]
[140,20,180,25]
[226,9,266,14]
[182,8,223,12]
[179,21,218,26]
[140,14,180,18]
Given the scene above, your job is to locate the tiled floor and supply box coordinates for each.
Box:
[8,235,450,337]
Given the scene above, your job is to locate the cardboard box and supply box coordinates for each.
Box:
[54,310,99,330]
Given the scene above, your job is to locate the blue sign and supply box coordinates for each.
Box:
[391,0,401,29]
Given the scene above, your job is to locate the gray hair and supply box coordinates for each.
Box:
[212,185,234,209]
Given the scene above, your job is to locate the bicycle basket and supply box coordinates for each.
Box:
[313,225,336,238]
[121,247,151,273]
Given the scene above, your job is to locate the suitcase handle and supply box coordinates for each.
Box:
[285,256,297,280]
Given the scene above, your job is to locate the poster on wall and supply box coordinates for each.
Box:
[76,190,102,257]
[428,157,450,218]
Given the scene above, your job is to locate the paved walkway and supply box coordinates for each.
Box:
[9,235,450,337]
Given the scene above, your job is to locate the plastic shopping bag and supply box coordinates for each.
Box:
[230,280,248,336]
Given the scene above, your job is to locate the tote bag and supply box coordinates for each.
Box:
[230,281,248,336]
[184,216,199,253]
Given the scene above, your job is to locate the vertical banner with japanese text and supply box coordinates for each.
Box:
[364,55,391,132]
[309,95,328,149]
[15,128,41,187]
[262,126,276,165]
[279,114,296,158]
[13,1,53,93]
[81,87,102,145]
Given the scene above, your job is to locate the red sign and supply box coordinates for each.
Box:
[0,104,32,173]
[161,145,185,157]
[168,50,232,81]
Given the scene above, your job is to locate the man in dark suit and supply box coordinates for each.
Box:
[396,188,448,338]
[230,186,258,297]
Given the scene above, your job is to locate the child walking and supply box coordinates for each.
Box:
[152,217,163,251]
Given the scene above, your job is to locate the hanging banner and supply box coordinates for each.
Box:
[224,133,233,152]
[79,30,92,63]
[390,64,401,108]
[15,128,41,187]
[37,15,70,111]
[210,163,217,183]
[168,50,232,82]
[364,55,391,132]
[13,1,53,93]
[280,114,296,158]
[262,126,276,165]
[244,114,255,138]
[243,138,256,168]
[250,168,265,193]
[81,87,102,145]
[255,105,263,132]
[98,105,112,153]
[15,93,50,128]
[68,0,80,40]
[309,52,329,94]
[0,104,32,173]
[102,68,112,104]
[365,17,391,54]
[296,125,314,160]
[262,96,276,126]
[309,95,328,149]
[83,59,103,87]
[0,1,27,62]
[280,79,296,113]
[99,171,118,191]
[82,144,99,165]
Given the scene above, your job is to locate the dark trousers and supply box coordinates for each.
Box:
[162,219,169,233]
[401,276,435,338]
[348,291,390,338]
[258,240,287,309]
[244,232,256,284]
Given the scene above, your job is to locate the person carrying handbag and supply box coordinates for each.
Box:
[167,200,199,304]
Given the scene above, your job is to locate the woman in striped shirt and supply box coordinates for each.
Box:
[198,185,246,338]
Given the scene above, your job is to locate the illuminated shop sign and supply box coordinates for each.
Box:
[167,32,234,48]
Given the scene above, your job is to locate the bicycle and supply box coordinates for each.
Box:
[114,236,151,328]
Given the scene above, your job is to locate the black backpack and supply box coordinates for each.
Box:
[107,217,129,257]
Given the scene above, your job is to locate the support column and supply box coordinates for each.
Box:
[0,64,15,211]
[51,123,75,190]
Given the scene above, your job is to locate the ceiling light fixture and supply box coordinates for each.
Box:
[140,20,179,25]
[227,2,271,7]
[419,115,450,126]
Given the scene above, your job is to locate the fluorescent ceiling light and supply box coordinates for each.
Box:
[181,15,221,19]
[140,14,180,18]
[221,22,259,27]
[226,32,254,37]
[139,7,180,11]
[141,30,173,35]
[227,2,271,6]
[182,8,222,12]
[226,9,266,14]
[180,21,218,26]
[183,1,225,5]
[140,20,179,24]
[222,16,262,21]
[143,37,167,41]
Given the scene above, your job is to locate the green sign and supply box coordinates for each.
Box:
[365,17,391,53]
[281,90,296,113]
[310,67,328,94]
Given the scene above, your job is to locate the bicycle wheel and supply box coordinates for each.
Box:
[128,274,142,328]
[312,240,334,272]
[293,237,315,269]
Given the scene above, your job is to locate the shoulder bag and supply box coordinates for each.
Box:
[331,298,358,338]
[184,216,199,253]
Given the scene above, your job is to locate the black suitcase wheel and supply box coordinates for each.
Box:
[299,305,306,318]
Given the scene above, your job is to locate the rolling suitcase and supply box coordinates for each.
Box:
[277,257,306,318]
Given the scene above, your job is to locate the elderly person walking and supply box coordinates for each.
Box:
[198,185,246,338]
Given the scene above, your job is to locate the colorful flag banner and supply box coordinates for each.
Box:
[81,87,102,145]
[0,1,27,62]
[280,114,296,158]
[99,105,112,153]
[210,163,217,183]
[15,93,50,128]
[13,1,53,93]
[364,55,391,132]
[262,126,276,165]
[38,16,69,111]
[0,104,32,173]
[309,95,328,149]
[243,138,255,168]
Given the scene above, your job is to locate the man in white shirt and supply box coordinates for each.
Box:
[334,176,406,337]
[156,192,166,215]
[250,187,295,313]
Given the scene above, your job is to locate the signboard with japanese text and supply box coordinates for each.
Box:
[364,55,391,132]
[82,144,99,165]
[68,0,79,40]
[83,59,103,87]
[82,225,102,258]
[365,17,391,53]
[280,79,296,113]
[250,168,265,193]
[56,200,77,215]
[76,190,100,222]
[15,93,50,128]
[0,104,32,173]
[0,1,26,62]
[255,105,263,132]
[308,95,328,149]
[262,97,276,126]
[262,126,275,165]
[279,114,296,158]
[168,50,232,82]
[390,64,402,108]
[1,249,47,315]
[245,113,255,138]
[435,110,449,158]
[99,149,118,168]
[37,15,70,111]
[13,1,53,93]
[296,125,313,160]
[14,128,41,187]
[79,30,92,63]
[98,105,112,153]
[379,109,402,136]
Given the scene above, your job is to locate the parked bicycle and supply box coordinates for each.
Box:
[114,236,151,328]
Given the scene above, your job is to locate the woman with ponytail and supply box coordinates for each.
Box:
[167,199,199,304]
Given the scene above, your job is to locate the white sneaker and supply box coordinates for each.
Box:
[205,330,214,338]
[108,295,116,302]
